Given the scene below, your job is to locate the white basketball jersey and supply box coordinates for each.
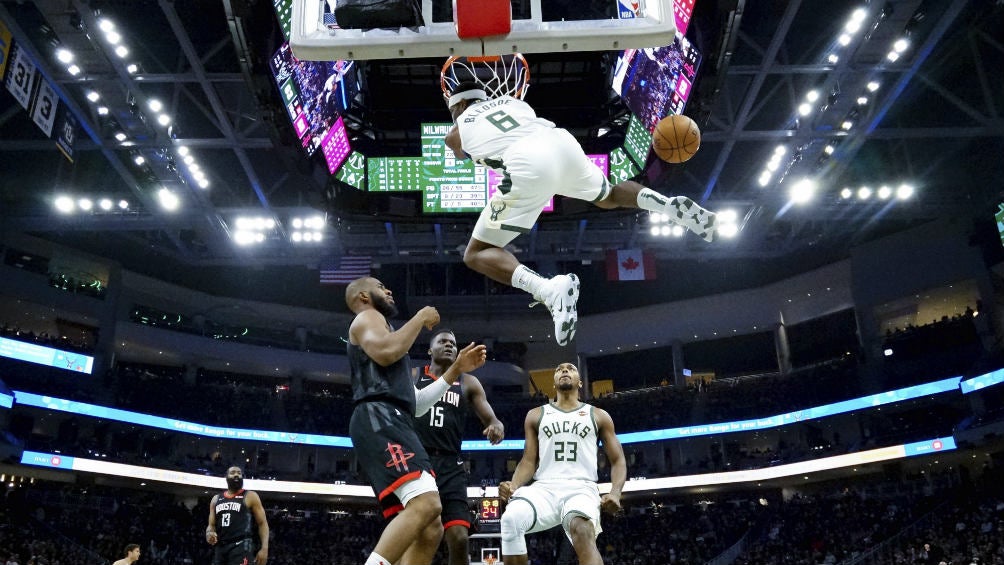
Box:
[534,402,598,482]
[456,96,555,162]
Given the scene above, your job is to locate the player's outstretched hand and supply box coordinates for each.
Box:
[483,422,504,444]
[416,306,441,330]
[600,493,622,515]
[452,342,487,373]
[498,480,515,502]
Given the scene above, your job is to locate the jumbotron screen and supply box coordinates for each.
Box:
[269,42,358,159]
[612,33,703,131]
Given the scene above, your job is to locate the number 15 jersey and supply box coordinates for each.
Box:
[456,96,556,163]
[534,402,598,482]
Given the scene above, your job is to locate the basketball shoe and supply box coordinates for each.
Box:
[530,273,580,346]
[666,196,718,242]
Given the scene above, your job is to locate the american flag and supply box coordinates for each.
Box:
[319,255,372,284]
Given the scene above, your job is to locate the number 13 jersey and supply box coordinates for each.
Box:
[456,96,556,163]
[534,403,598,482]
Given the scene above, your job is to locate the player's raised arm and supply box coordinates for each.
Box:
[346,277,440,366]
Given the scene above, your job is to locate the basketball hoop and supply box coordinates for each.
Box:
[441,54,530,101]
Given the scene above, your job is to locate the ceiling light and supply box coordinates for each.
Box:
[758,172,771,187]
[98,19,115,32]
[97,106,109,116]
[158,188,180,211]
[671,225,684,237]
[837,34,851,46]
[148,99,163,112]
[126,63,138,74]
[105,31,121,44]
[827,54,839,64]
[118,200,129,209]
[177,146,189,157]
[265,218,276,230]
[806,90,820,103]
[183,155,195,165]
[857,186,872,200]
[841,120,853,130]
[844,20,861,34]
[235,217,252,230]
[234,231,255,246]
[649,226,660,236]
[302,232,313,242]
[823,145,835,155]
[99,198,113,211]
[157,114,171,126]
[789,178,816,204]
[850,8,867,22]
[774,145,787,156]
[719,223,739,238]
[78,198,93,211]
[718,209,738,223]
[840,187,853,199]
[886,51,900,62]
[877,185,892,200]
[189,163,201,173]
[292,231,303,242]
[798,103,812,116]
[115,132,127,142]
[197,178,210,189]
[766,160,780,172]
[133,155,145,165]
[86,91,100,102]
[857,96,868,105]
[255,233,265,243]
[893,38,910,52]
[56,49,73,63]
[114,45,128,58]
[67,65,81,76]
[313,232,323,242]
[660,225,671,236]
[54,196,74,214]
[896,184,914,200]
[867,81,880,92]
[292,218,304,229]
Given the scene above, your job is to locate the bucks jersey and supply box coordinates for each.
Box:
[214,490,253,543]
[456,96,556,163]
[534,403,598,482]
[413,367,467,454]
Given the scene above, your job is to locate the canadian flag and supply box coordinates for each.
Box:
[606,249,656,281]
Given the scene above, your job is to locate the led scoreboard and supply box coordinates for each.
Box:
[477,497,502,533]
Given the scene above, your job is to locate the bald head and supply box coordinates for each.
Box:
[346,277,397,318]
[345,277,376,313]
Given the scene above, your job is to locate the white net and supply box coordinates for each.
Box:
[440,54,530,101]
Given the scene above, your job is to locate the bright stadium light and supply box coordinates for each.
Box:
[877,185,892,200]
[893,38,910,52]
[719,223,739,238]
[838,34,851,46]
[118,199,129,210]
[54,196,75,214]
[798,102,812,116]
[105,31,121,45]
[660,225,671,236]
[177,146,189,156]
[649,226,660,236]
[857,186,872,200]
[56,49,74,63]
[896,184,914,200]
[126,63,138,74]
[867,81,880,92]
[886,51,900,62]
[789,178,817,204]
[840,187,853,199]
[827,53,839,64]
[806,90,820,102]
[292,231,303,242]
[114,45,129,58]
[671,225,684,237]
[158,188,180,211]
[67,65,81,76]
[99,198,113,211]
[98,19,115,32]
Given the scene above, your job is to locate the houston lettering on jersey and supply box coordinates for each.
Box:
[216,500,244,514]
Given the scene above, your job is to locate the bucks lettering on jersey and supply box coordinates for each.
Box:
[534,403,599,482]
[456,96,556,163]
[215,491,253,542]
[414,369,466,454]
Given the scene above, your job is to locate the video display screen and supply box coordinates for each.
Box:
[612,34,702,131]
[336,151,366,189]
[0,337,93,374]
[269,42,359,158]
[623,114,652,167]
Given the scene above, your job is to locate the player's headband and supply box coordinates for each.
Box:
[448,89,488,107]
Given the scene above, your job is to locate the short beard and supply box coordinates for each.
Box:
[372,294,398,318]
[557,381,576,391]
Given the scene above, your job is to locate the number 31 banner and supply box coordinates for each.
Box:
[4,43,35,110]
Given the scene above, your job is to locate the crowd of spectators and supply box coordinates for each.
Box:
[0,322,95,355]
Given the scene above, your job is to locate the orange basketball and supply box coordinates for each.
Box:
[652,115,701,163]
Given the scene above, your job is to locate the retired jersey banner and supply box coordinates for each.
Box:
[54,106,78,163]
[0,19,12,83]
[5,43,37,110]
[31,78,58,137]
[606,248,656,281]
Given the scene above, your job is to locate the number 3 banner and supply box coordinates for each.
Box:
[31,78,58,136]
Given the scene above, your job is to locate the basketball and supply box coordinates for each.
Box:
[652,115,701,163]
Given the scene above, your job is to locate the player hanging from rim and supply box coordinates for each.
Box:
[414,329,505,565]
[497,362,626,565]
[345,276,488,565]
[445,81,718,347]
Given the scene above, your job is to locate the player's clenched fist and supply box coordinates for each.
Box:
[416,306,440,330]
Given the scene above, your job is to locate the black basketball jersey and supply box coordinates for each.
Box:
[214,490,253,543]
[348,334,415,414]
[413,366,467,454]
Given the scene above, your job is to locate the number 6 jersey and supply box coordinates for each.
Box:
[455,96,556,163]
[534,403,599,482]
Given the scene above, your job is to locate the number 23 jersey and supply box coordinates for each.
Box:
[456,96,556,163]
[534,403,598,482]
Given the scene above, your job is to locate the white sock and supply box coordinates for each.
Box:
[636,187,672,213]
[364,552,391,565]
[511,264,549,300]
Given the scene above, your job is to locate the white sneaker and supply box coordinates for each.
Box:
[667,196,717,242]
[530,274,580,346]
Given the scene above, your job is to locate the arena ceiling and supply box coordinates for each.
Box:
[0,0,1002,277]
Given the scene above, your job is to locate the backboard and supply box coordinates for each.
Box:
[290,0,677,61]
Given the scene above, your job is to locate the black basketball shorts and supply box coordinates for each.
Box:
[431,454,470,529]
[350,400,434,519]
[213,538,254,565]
